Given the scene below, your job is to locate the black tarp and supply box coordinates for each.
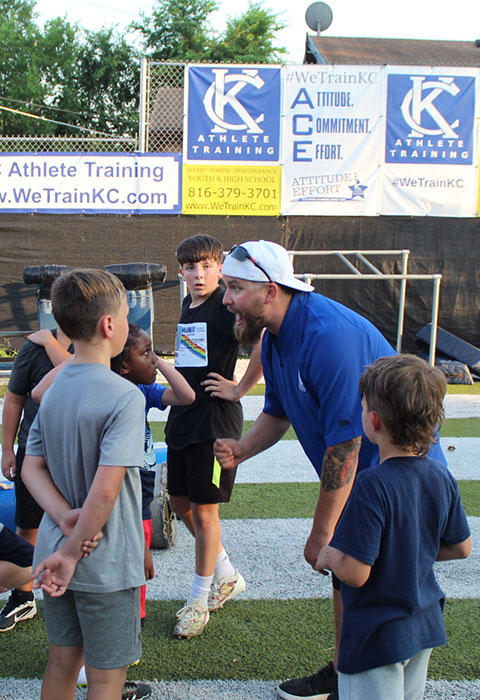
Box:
[1,213,478,354]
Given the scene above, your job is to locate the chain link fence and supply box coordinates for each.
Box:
[140,61,185,154]
[1,61,280,155]
[0,135,137,153]
[140,61,288,154]
[0,61,184,154]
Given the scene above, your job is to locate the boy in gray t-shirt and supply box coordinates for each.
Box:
[23,269,146,700]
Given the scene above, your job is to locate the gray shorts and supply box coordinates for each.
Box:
[43,587,141,669]
[339,648,433,700]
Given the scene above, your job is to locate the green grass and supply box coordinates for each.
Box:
[148,420,298,444]
[245,383,266,396]
[0,416,477,446]
[0,379,479,403]
[458,481,480,515]
[440,418,480,437]
[220,481,480,519]
[1,599,478,681]
[446,384,480,394]
[247,384,480,396]
[77,416,480,444]
[251,383,479,395]
[1,372,478,685]
[0,382,266,402]
[220,482,319,519]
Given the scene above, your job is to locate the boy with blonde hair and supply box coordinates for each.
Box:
[316,355,471,700]
[23,269,147,700]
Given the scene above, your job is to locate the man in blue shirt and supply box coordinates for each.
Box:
[214,240,446,700]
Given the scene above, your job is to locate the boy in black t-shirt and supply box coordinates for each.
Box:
[0,329,72,632]
[165,235,263,638]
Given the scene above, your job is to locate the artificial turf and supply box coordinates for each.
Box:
[143,416,478,444]
[219,481,480,519]
[0,376,479,401]
[1,599,478,681]
[0,377,478,684]
[0,416,477,447]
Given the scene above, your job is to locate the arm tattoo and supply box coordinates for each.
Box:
[321,436,362,492]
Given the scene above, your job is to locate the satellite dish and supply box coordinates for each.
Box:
[305,2,333,35]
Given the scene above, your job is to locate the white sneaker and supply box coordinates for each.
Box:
[173,598,209,638]
[208,570,246,611]
[77,659,141,687]
[77,665,87,686]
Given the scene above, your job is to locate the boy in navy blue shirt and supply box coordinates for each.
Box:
[316,355,471,700]
[0,523,33,592]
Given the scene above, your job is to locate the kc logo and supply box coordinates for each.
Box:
[186,65,281,162]
[401,76,460,138]
[203,68,265,133]
[385,71,475,165]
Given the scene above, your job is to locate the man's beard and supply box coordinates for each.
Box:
[233,308,266,346]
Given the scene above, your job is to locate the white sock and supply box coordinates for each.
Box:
[215,548,236,579]
[189,573,214,606]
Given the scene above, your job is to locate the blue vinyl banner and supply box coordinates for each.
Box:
[385,72,476,165]
[382,66,478,216]
[0,153,182,214]
[185,65,281,162]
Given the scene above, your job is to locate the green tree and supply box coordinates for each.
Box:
[133,0,286,63]
[133,0,218,62]
[72,28,140,135]
[36,17,83,135]
[0,0,46,135]
[209,3,286,63]
[0,0,139,137]
[0,0,286,139]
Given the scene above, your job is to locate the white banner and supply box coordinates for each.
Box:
[281,65,385,216]
[381,66,478,216]
[0,153,182,214]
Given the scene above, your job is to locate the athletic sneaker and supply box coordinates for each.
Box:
[208,570,246,611]
[0,589,37,632]
[77,665,88,687]
[77,658,141,686]
[173,598,209,638]
[277,662,338,700]
[122,681,152,700]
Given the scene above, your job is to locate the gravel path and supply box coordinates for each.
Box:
[132,392,480,422]
[148,436,479,482]
[146,517,479,601]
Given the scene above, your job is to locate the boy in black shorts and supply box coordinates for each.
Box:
[1,328,72,632]
[165,235,263,638]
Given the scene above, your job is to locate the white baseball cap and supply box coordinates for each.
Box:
[222,240,313,293]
